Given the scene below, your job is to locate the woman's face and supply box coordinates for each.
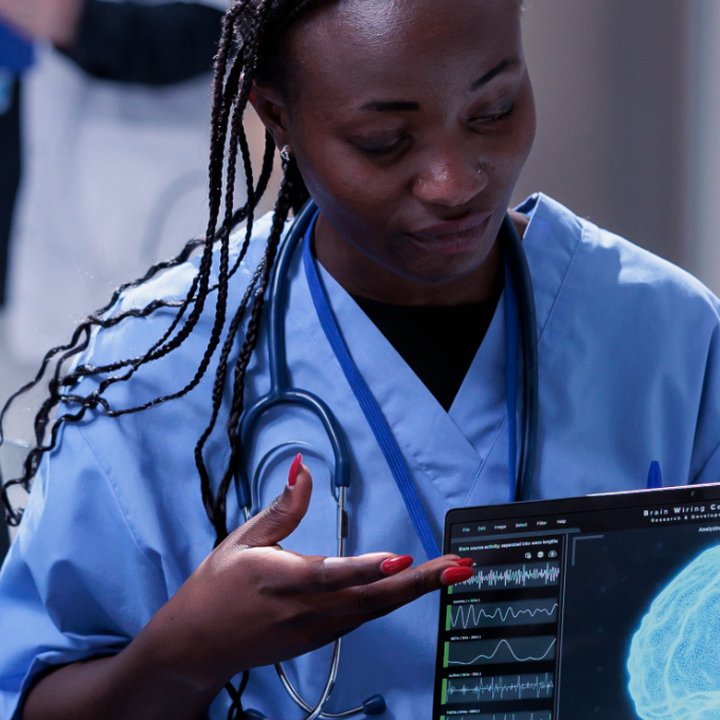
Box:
[256,0,535,304]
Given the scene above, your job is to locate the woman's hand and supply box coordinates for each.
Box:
[23,456,472,720]
[145,456,472,694]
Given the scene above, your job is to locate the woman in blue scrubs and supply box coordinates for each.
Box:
[2,1,720,718]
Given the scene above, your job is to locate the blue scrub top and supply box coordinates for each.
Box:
[1,194,720,718]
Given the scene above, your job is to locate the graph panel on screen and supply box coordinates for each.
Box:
[432,485,720,720]
[436,532,563,719]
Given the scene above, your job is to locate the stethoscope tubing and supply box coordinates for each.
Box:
[233,202,539,719]
[234,203,357,720]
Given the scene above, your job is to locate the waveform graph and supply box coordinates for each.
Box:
[444,672,555,703]
[438,713,551,720]
[451,562,561,593]
[445,636,556,667]
[447,599,559,630]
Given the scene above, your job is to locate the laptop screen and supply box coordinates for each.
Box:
[432,483,720,720]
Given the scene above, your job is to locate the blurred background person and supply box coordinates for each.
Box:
[0,21,33,310]
[0,0,230,371]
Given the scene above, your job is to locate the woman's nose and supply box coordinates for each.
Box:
[411,146,488,208]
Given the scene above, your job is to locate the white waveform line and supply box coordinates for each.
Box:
[459,714,550,720]
[462,563,561,590]
[448,637,557,665]
[447,672,554,701]
[450,602,559,629]
[482,715,550,720]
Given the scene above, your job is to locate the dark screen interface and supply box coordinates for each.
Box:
[432,490,720,720]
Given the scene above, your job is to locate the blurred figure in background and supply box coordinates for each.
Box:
[0,0,228,365]
[0,22,33,309]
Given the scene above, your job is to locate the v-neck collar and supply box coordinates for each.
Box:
[288,243,503,512]
[278,194,583,511]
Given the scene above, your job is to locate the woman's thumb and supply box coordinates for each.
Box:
[231,454,312,548]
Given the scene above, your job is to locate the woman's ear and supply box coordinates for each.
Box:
[250,83,292,152]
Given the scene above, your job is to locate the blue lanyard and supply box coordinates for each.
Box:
[504,253,521,503]
[301,213,520,560]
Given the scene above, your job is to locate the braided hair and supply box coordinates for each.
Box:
[0,0,326,546]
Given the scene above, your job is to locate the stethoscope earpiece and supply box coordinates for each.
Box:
[362,694,387,715]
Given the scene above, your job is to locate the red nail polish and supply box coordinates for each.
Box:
[441,566,474,586]
[288,453,303,487]
[455,557,475,567]
[380,555,413,575]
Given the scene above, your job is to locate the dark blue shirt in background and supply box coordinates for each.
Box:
[0,21,35,73]
[0,21,31,307]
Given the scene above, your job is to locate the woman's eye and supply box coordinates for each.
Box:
[470,104,515,125]
[355,135,408,156]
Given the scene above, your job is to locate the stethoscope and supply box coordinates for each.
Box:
[233,200,539,719]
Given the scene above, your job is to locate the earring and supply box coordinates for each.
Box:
[280,146,292,166]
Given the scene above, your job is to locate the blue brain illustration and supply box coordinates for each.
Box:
[627,543,720,719]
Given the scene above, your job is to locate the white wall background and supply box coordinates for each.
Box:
[685,0,720,291]
[515,0,720,293]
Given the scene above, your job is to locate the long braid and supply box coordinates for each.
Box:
[214,167,300,539]
[1,0,320,547]
[187,132,277,528]
[194,259,266,531]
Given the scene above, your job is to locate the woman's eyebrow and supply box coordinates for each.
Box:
[358,99,420,113]
[356,58,520,114]
[469,58,519,91]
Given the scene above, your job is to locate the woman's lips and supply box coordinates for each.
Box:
[406,214,493,255]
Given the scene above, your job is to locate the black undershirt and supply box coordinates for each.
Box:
[353,293,501,411]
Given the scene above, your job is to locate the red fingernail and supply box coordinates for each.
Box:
[288,453,303,487]
[441,566,474,586]
[380,555,413,575]
[455,557,475,567]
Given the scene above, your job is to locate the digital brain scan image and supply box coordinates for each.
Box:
[627,543,720,719]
